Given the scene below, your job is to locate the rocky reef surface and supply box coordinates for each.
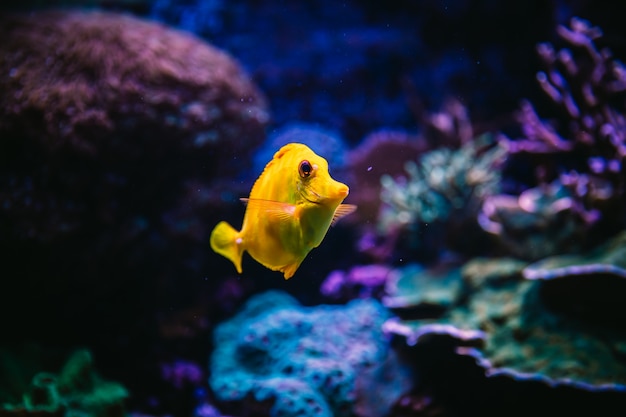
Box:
[379,233,626,415]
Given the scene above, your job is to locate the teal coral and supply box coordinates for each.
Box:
[383,263,463,311]
[378,135,506,247]
[385,257,626,389]
[1,350,127,417]
[209,290,391,417]
[522,230,626,280]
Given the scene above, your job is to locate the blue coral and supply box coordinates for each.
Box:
[252,123,349,176]
[209,290,391,417]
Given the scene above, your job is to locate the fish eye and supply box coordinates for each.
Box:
[299,160,312,178]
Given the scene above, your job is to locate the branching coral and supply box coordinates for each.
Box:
[497,17,626,247]
[506,18,626,159]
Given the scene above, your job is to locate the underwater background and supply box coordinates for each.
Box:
[1,0,626,416]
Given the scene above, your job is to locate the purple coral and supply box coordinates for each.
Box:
[161,360,204,390]
[478,180,594,259]
[485,18,626,258]
[320,264,393,301]
[345,130,426,227]
[0,9,267,340]
[501,17,626,240]
[505,18,626,160]
[0,9,267,240]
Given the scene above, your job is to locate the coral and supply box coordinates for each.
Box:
[387,390,449,417]
[0,9,267,164]
[522,231,626,326]
[253,123,349,177]
[382,256,626,392]
[209,290,393,417]
[522,229,626,281]
[507,18,626,159]
[346,130,426,223]
[378,134,506,258]
[0,9,267,349]
[349,97,510,263]
[353,349,414,417]
[385,314,626,416]
[378,236,626,415]
[160,360,204,390]
[382,319,485,350]
[0,9,267,242]
[1,350,128,417]
[345,130,426,227]
[405,95,477,149]
[345,97,491,230]
[380,135,505,230]
[478,179,594,260]
[320,264,393,302]
[382,264,463,317]
[457,268,626,390]
[193,402,228,417]
[501,17,626,243]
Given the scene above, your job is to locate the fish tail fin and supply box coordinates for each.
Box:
[210,221,244,274]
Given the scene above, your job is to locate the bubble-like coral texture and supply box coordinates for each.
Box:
[209,290,391,417]
[0,9,268,242]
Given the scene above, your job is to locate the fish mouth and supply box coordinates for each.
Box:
[298,182,348,204]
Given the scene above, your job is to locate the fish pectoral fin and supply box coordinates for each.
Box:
[331,204,357,226]
[241,198,296,222]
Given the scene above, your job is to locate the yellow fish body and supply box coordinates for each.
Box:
[210,142,356,279]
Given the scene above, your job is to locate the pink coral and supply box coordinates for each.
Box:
[345,130,426,225]
[0,10,267,161]
[0,10,268,242]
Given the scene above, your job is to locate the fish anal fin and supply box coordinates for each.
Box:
[331,204,357,226]
[241,198,296,222]
[281,260,303,280]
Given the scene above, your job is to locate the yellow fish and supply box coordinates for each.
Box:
[210,143,356,279]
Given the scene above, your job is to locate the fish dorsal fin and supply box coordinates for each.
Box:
[273,143,301,159]
[331,204,357,226]
[241,198,296,222]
